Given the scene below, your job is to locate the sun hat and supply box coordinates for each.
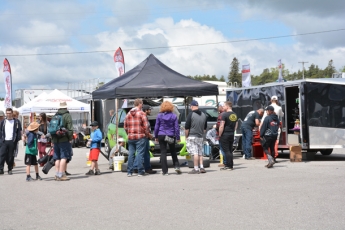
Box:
[27,122,40,131]
[59,101,68,108]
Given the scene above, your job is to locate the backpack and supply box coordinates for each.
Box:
[48,113,67,137]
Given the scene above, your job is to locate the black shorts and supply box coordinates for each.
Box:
[25,154,38,165]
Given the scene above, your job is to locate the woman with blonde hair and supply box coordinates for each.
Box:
[154,101,181,175]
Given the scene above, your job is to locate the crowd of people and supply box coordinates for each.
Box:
[0,95,284,181]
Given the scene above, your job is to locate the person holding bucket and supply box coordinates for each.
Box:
[109,137,129,170]
[85,121,103,176]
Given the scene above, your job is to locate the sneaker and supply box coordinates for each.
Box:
[145,169,157,174]
[188,169,200,174]
[162,173,169,176]
[266,163,274,168]
[220,167,233,171]
[199,168,206,173]
[175,168,182,174]
[95,169,101,175]
[65,171,71,176]
[8,170,13,175]
[85,170,95,176]
[60,175,71,181]
[218,163,225,167]
[127,173,132,177]
[36,175,42,181]
[248,157,256,160]
[26,176,34,182]
[137,173,146,177]
[0,170,4,175]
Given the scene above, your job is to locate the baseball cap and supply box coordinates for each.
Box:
[219,102,225,107]
[0,110,4,116]
[265,106,274,111]
[90,121,99,126]
[271,95,278,100]
[118,138,124,142]
[142,104,152,111]
[190,100,199,106]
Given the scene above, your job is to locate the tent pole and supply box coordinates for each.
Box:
[216,95,219,108]
[115,98,119,151]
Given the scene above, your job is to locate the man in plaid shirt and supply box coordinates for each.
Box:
[124,98,149,177]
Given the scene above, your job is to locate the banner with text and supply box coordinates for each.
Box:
[114,47,125,77]
[3,58,12,108]
[278,59,283,82]
[242,64,251,87]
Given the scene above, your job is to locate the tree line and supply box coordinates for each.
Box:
[189,57,345,87]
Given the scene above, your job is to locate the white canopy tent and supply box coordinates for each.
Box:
[17,92,48,115]
[20,89,90,114]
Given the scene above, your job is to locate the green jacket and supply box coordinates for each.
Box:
[52,108,73,143]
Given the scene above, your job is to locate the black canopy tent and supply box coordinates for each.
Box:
[92,54,219,99]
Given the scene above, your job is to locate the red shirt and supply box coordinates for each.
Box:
[124,108,149,140]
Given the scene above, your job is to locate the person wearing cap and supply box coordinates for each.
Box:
[0,108,22,175]
[216,102,227,166]
[241,109,264,160]
[260,106,279,168]
[185,100,207,174]
[219,101,238,171]
[24,121,42,181]
[133,104,157,174]
[124,98,149,177]
[109,137,129,170]
[52,102,73,181]
[85,121,103,176]
[260,95,284,162]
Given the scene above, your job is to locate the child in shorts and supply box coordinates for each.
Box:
[85,121,103,176]
[25,121,42,182]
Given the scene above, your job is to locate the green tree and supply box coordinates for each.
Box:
[339,66,345,72]
[323,59,336,78]
[219,75,225,82]
[228,57,241,87]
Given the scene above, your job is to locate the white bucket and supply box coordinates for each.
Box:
[113,156,125,172]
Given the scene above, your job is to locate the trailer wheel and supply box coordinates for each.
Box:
[105,139,110,155]
[320,149,333,155]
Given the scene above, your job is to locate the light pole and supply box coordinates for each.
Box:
[298,61,308,79]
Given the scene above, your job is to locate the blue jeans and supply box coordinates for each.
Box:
[218,142,227,164]
[127,138,146,175]
[241,126,253,159]
[133,138,151,171]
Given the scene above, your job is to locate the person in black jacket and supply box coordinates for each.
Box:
[260,106,279,168]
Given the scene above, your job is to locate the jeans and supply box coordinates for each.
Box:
[158,135,180,174]
[241,126,253,159]
[133,138,151,171]
[261,136,276,165]
[218,142,227,164]
[219,134,234,168]
[127,138,146,175]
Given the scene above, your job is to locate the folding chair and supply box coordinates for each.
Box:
[206,139,220,160]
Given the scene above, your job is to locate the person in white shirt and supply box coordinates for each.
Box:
[0,108,22,175]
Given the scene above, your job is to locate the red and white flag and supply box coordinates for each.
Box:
[3,58,12,108]
[242,64,251,87]
[114,47,125,77]
[278,59,283,82]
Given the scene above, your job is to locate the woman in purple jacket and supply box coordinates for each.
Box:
[154,101,181,175]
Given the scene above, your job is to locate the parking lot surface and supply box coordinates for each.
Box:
[1,145,345,230]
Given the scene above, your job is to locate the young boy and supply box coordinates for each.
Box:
[25,122,42,181]
[85,121,103,176]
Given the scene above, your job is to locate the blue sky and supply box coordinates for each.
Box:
[0,0,344,96]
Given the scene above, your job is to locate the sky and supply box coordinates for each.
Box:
[1,0,345,96]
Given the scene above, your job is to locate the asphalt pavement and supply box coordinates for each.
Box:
[1,144,345,230]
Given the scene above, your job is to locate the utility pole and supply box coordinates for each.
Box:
[298,61,308,79]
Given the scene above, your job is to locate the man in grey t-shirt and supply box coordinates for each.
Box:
[185,100,207,174]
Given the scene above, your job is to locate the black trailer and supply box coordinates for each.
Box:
[226,78,345,155]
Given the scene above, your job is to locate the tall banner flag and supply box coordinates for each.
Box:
[242,64,251,87]
[114,47,125,77]
[278,59,283,82]
[3,58,12,108]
